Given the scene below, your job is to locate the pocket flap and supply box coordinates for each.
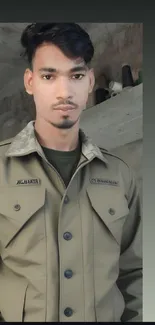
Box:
[86,185,129,244]
[0,186,45,247]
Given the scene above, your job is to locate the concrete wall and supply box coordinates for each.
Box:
[0,90,35,141]
[81,84,143,149]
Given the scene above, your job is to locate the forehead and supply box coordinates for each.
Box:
[33,42,86,71]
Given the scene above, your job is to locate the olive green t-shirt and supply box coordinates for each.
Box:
[41,140,81,187]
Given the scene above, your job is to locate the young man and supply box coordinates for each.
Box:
[0,23,142,322]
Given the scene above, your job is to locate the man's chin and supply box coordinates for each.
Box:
[50,119,77,130]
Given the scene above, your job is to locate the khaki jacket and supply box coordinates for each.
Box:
[0,121,142,322]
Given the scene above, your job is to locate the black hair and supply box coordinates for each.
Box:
[20,23,94,66]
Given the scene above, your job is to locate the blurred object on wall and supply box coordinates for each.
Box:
[109,81,123,97]
[122,64,134,88]
[95,88,110,105]
[92,62,142,106]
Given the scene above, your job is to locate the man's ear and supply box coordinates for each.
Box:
[88,68,95,93]
[24,68,33,95]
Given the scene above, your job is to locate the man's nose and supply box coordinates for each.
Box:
[55,77,73,100]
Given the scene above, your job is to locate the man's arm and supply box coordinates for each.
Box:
[117,167,142,322]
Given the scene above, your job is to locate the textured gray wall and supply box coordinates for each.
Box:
[81,85,143,149]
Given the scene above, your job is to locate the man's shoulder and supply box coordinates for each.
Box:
[98,146,134,195]
[99,146,130,170]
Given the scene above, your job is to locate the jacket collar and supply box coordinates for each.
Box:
[5,120,108,165]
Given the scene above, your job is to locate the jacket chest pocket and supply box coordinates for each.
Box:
[86,185,129,246]
[0,186,46,249]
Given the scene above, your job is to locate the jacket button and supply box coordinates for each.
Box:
[14,204,21,211]
[64,195,69,204]
[63,232,72,240]
[109,208,115,215]
[64,269,73,279]
[64,307,73,317]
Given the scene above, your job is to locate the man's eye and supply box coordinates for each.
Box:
[42,75,53,80]
[72,74,85,80]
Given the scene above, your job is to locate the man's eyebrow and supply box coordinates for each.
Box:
[39,65,87,73]
[39,68,57,73]
[70,66,87,73]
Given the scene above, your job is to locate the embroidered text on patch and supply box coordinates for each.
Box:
[90,178,119,186]
[16,179,41,185]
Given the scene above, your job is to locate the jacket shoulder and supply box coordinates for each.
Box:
[99,146,133,187]
[0,138,13,156]
[99,146,130,169]
[0,138,13,147]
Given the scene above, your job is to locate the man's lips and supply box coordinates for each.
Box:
[54,105,75,111]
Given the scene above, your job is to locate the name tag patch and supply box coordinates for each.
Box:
[16,178,41,185]
[90,178,119,186]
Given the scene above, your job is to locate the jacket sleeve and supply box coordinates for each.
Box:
[117,166,142,322]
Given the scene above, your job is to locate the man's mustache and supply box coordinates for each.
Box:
[52,99,78,109]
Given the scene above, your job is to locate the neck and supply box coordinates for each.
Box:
[34,118,80,151]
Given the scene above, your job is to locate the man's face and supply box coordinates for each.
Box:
[24,43,95,129]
